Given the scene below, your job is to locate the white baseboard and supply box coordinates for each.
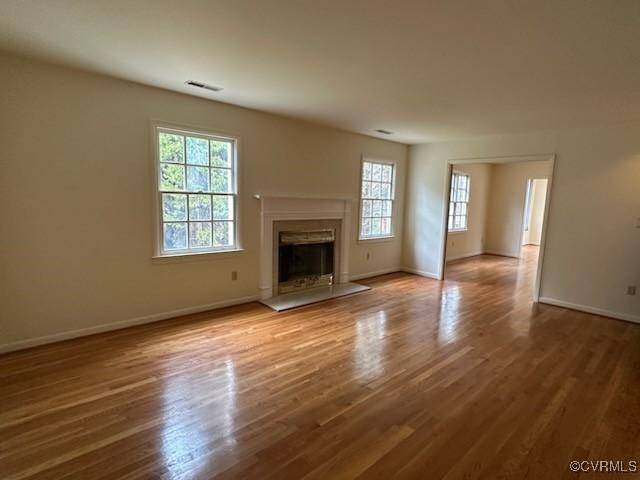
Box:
[402,267,440,280]
[446,251,484,262]
[538,297,640,324]
[483,250,519,258]
[349,267,401,281]
[0,294,261,354]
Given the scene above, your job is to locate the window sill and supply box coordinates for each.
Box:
[152,248,245,265]
[448,229,468,234]
[358,235,396,244]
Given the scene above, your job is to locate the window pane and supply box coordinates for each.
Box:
[372,163,382,181]
[189,222,212,248]
[363,162,372,180]
[380,182,391,199]
[213,221,233,247]
[448,216,453,230]
[211,168,232,193]
[362,217,371,237]
[454,216,462,229]
[460,216,467,229]
[459,175,467,189]
[371,218,381,236]
[456,189,467,202]
[188,194,211,221]
[362,199,372,217]
[160,164,185,191]
[210,140,231,167]
[212,195,233,220]
[187,166,210,192]
[186,137,209,165]
[163,194,187,221]
[159,133,184,164]
[371,182,381,199]
[383,200,393,217]
[458,203,467,216]
[382,165,392,182]
[381,217,391,235]
[372,200,382,217]
[362,181,372,198]
[164,222,187,250]
[362,182,373,198]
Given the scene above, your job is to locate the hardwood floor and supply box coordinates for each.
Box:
[2,247,640,479]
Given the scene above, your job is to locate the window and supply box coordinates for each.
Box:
[448,172,469,231]
[359,159,395,240]
[155,126,238,256]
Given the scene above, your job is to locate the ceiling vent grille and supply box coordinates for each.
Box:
[185,80,223,92]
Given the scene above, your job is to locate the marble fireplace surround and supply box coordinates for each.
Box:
[255,195,353,300]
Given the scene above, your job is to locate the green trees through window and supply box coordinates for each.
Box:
[360,160,395,239]
[157,128,237,254]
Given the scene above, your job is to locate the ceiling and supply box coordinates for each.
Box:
[1,0,639,144]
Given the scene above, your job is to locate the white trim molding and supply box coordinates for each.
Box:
[483,250,520,258]
[349,267,401,281]
[402,267,440,280]
[0,294,260,354]
[539,297,640,324]
[445,251,485,262]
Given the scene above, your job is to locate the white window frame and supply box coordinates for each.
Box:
[448,172,470,232]
[152,122,240,258]
[358,158,396,241]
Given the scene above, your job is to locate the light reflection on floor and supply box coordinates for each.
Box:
[437,284,461,344]
[160,358,237,478]
[354,310,387,380]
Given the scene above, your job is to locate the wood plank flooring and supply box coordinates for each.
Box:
[2,247,640,479]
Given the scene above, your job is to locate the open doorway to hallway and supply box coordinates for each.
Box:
[520,178,549,276]
[440,156,554,301]
[522,178,548,247]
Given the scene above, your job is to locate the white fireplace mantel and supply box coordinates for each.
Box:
[256,194,354,299]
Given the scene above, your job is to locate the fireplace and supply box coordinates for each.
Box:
[278,229,335,294]
[256,196,369,310]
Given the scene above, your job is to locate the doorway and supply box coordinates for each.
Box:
[439,155,555,301]
[522,178,548,247]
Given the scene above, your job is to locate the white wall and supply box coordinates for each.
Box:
[484,161,551,257]
[0,55,407,350]
[523,179,548,246]
[404,127,640,322]
[445,163,491,261]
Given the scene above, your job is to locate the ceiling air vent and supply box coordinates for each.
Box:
[185,80,223,92]
[375,129,393,135]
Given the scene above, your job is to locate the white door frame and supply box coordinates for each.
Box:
[438,153,556,302]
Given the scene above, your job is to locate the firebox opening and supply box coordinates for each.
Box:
[277,229,335,294]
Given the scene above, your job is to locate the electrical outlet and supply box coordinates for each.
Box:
[231,271,238,281]
[627,285,637,296]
